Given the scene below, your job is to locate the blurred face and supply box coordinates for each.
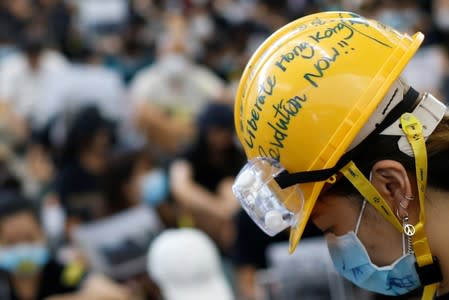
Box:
[127,156,152,206]
[8,0,32,19]
[206,127,233,152]
[0,212,44,246]
[133,157,170,207]
[39,0,57,7]
[91,129,111,156]
[26,52,41,71]
[81,129,112,174]
[0,211,49,277]
[373,1,420,35]
[434,0,449,11]
[433,0,449,31]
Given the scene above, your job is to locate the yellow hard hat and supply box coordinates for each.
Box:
[234,11,424,253]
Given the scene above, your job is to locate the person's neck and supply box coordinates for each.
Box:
[11,273,40,300]
[208,147,232,165]
[425,188,449,295]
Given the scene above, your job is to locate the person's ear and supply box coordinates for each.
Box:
[369,160,415,220]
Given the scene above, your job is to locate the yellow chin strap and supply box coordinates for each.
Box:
[340,161,403,232]
[401,113,440,299]
[340,113,441,299]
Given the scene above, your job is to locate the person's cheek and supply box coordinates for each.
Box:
[309,199,333,233]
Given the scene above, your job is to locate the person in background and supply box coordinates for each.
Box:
[170,102,244,252]
[0,1,33,50]
[53,106,115,236]
[129,13,226,157]
[0,147,21,193]
[433,0,449,53]
[0,28,68,129]
[0,190,130,300]
[367,0,449,100]
[102,146,176,227]
[147,228,234,300]
[232,210,322,300]
[433,0,449,103]
[34,0,72,55]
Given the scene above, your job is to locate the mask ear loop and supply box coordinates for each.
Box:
[355,200,367,236]
[354,170,374,236]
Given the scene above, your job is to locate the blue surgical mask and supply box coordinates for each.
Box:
[139,168,169,207]
[325,201,421,296]
[0,243,50,275]
[376,8,419,34]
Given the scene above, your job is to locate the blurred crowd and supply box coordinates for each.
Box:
[0,0,449,299]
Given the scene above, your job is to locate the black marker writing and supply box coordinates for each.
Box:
[259,94,307,160]
[309,21,354,43]
[258,145,280,161]
[243,75,276,148]
[275,42,315,72]
[387,275,416,290]
[304,47,340,87]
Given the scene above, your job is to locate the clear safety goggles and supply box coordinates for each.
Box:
[232,157,304,236]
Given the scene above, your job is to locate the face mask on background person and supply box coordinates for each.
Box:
[433,2,449,31]
[0,243,50,276]
[376,8,420,35]
[160,54,191,78]
[325,201,421,296]
[191,13,214,41]
[139,168,170,207]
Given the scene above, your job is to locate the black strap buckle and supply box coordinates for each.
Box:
[415,257,443,286]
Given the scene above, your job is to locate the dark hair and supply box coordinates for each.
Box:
[102,148,154,214]
[190,102,238,157]
[197,102,234,136]
[182,103,245,190]
[19,29,47,56]
[330,113,449,195]
[0,163,21,192]
[0,191,39,225]
[61,105,115,165]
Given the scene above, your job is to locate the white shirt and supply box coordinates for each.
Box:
[129,54,225,121]
[0,52,127,129]
[0,50,68,124]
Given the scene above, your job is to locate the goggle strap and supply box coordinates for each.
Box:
[274,87,419,189]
